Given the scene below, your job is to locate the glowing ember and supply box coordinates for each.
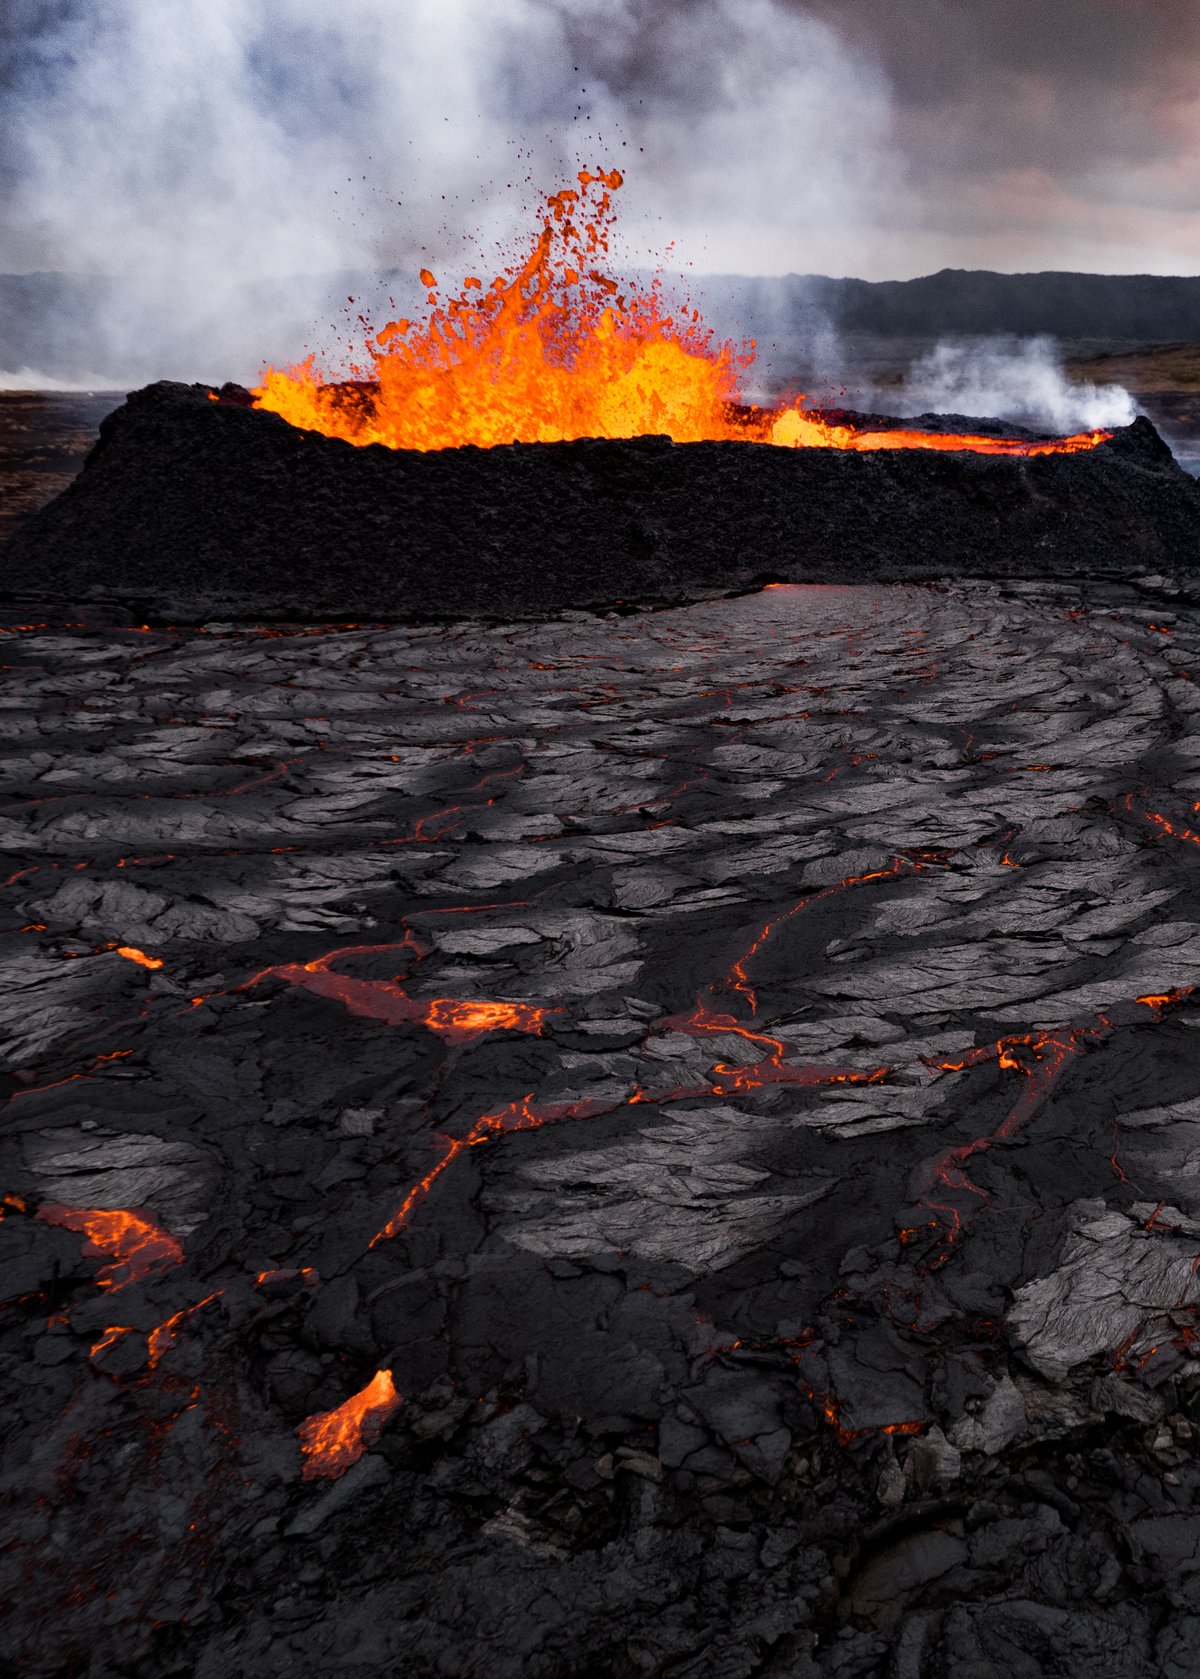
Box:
[35,1204,183,1291]
[255,169,1112,459]
[297,1368,402,1481]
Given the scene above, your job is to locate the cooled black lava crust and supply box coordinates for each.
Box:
[2,381,1199,621]
[5,581,1200,1677]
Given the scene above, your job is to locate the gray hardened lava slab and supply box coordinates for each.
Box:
[3,380,1200,620]
[3,580,1200,1676]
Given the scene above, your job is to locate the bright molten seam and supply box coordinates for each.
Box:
[297,1368,402,1481]
[254,169,1111,458]
[35,1204,183,1290]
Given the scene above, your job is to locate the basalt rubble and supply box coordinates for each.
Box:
[4,580,1200,1676]
[2,379,1199,622]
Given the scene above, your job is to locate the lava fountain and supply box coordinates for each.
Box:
[253,170,1110,459]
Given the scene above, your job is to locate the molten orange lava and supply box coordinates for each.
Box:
[253,169,1111,459]
[768,409,1109,456]
[297,1368,402,1481]
[116,945,163,970]
[1135,987,1195,1013]
[35,1204,183,1291]
[422,998,551,1040]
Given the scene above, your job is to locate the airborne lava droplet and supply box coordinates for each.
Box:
[297,1369,402,1481]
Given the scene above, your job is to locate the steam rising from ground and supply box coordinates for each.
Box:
[1,0,900,386]
[894,337,1137,433]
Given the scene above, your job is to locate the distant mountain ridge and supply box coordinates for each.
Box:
[1,267,1198,385]
[815,269,1200,340]
[686,269,1200,353]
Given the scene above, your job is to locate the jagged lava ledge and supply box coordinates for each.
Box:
[4,379,1200,621]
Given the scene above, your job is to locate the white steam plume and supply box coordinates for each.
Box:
[2,0,902,386]
[894,337,1136,432]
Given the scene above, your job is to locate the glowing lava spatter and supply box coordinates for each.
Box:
[35,1205,183,1291]
[254,169,1112,458]
[297,1368,403,1480]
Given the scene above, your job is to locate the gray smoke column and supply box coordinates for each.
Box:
[0,0,902,386]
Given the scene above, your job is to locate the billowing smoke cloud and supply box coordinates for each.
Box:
[893,337,1137,433]
[0,0,902,385]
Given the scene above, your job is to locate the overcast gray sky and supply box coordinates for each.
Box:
[1,0,1197,280]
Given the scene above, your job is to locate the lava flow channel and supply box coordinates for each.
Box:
[254,167,1111,460]
[244,936,558,1044]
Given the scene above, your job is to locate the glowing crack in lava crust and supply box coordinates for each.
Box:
[254,170,1110,458]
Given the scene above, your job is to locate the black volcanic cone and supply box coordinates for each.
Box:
[3,380,1199,620]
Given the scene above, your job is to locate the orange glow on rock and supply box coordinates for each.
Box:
[1142,808,1200,850]
[35,1204,183,1290]
[1136,987,1195,1011]
[89,1325,134,1360]
[254,169,1110,459]
[255,1265,318,1288]
[146,1291,223,1367]
[116,946,164,969]
[297,1368,402,1481]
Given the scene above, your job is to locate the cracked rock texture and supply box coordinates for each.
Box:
[4,579,1200,1675]
[3,381,1200,620]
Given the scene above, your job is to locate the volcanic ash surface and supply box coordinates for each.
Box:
[5,581,1200,1676]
